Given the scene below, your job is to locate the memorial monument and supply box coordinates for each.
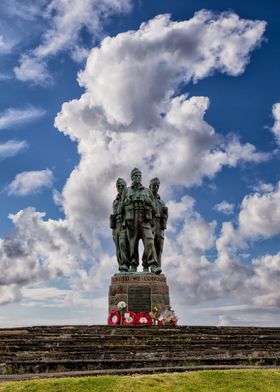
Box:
[108,168,172,319]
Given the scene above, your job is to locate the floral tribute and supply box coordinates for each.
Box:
[107,302,178,326]
[108,309,121,326]
[135,312,153,325]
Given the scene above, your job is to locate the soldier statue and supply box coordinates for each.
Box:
[110,178,130,272]
[142,177,168,271]
[120,168,161,274]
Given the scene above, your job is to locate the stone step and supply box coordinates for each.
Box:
[1,347,279,359]
[1,351,279,364]
[1,335,278,343]
[1,326,279,334]
[1,349,279,361]
[1,334,278,343]
[1,344,279,355]
[1,357,279,375]
[0,325,279,375]
[1,331,278,338]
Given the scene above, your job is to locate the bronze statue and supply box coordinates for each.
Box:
[110,178,130,272]
[142,177,168,271]
[110,170,166,275]
[120,168,161,274]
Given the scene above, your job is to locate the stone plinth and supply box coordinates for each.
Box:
[108,274,170,313]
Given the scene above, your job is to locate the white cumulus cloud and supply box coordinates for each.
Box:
[14,56,52,86]
[253,181,274,193]
[214,201,235,215]
[14,0,132,84]
[165,184,280,310]
[54,11,267,245]
[8,169,54,196]
[238,182,280,239]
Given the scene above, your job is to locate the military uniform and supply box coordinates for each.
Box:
[110,187,129,272]
[121,183,161,273]
[143,193,168,270]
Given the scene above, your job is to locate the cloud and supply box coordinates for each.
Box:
[238,182,280,239]
[35,0,132,59]
[0,1,46,56]
[8,169,54,196]
[162,185,280,313]
[0,140,28,159]
[0,34,10,54]
[13,0,132,84]
[272,102,280,144]
[0,0,44,23]
[22,287,69,300]
[0,73,12,81]
[54,10,267,244]
[210,184,280,308]
[163,197,218,304]
[0,207,93,304]
[0,106,46,129]
[216,308,280,327]
[14,56,52,85]
[0,284,21,305]
[77,11,266,127]
[214,201,235,215]
[253,181,274,193]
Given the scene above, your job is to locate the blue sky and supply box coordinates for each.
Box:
[0,0,280,327]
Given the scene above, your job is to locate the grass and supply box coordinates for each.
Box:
[0,370,279,392]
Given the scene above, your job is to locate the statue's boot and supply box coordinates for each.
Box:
[150,265,162,274]
[130,265,137,272]
[119,264,129,272]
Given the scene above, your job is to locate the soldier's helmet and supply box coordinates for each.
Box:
[130,168,141,179]
[149,177,160,185]
[116,177,126,187]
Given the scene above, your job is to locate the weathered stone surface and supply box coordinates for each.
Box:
[111,294,127,306]
[108,273,171,313]
[151,294,170,305]
[128,286,151,312]
[0,325,279,376]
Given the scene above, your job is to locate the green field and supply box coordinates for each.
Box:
[0,370,279,392]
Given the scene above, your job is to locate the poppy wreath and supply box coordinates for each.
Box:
[135,312,153,325]
[122,311,137,325]
[108,310,121,325]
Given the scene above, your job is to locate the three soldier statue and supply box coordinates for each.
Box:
[110,168,168,275]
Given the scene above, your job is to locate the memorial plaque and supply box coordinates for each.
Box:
[128,286,151,313]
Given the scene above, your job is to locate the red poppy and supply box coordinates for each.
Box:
[122,311,137,325]
[135,312,153,325]
[108,310,121,325]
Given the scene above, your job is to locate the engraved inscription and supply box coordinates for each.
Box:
[113,276,130,282]
[143,276,165,282]
[128,286,151,313]
[112,275,165,283]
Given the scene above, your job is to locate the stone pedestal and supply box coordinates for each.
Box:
[108,274,170,313]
